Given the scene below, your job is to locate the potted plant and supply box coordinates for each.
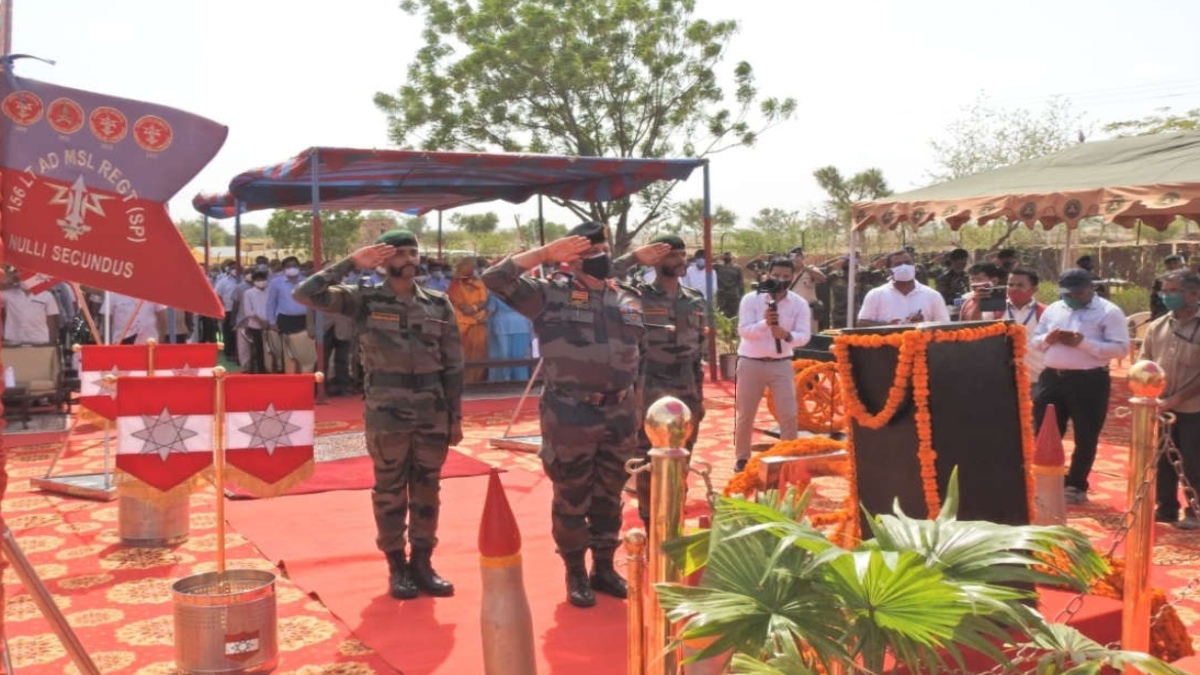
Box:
[713,311,740,381]
[656,471,1185,675]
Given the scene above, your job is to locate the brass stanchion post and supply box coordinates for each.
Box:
[641,397,693,675]
[624,529,647,675]
[1123,360,1165,668]
[212,366,227,574]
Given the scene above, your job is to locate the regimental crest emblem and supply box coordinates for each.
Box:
[49,175,111,241]
[2,91,44,126]
[1019,201,1038,220]
[1063,199,1083,219]
[89,106,128,144]
[47,98,84,135]
[133,114,173,153]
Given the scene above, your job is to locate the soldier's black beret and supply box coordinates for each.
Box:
[567,221,608,245]
[376,228,418,247]
[650,234,686,251]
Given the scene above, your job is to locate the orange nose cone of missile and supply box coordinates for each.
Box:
[1034,403,1065,467]
[479,470,521,558]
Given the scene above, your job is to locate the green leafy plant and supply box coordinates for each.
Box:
[713,310,740,355]
[656,471,1186,674]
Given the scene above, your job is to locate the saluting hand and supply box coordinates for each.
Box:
[539,236,593,264]
[631,242,671,267]
[350,244,396,270]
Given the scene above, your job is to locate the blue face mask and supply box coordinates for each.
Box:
[1061,294,1087,310]
[693,260,704,268]
[1161,292,1188,312]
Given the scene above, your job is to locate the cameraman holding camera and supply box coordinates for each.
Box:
[958,262,1006,321]
[733,257,812,472]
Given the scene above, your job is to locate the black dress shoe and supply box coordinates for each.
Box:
[410,547,454,597]
[566,565,596,607]
[589,561,628,599]
[385,551,418,600]
[734,458,748,473]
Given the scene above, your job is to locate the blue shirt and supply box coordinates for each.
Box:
[1031,295,1129,370]
[486,295,532,336]
[423,275,451,293]
[269,275,310,321]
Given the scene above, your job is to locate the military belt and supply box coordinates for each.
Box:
[552,385,633,407]
[367,371,442,389]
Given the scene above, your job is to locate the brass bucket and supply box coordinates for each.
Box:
[172,569,278,674]
[119,494,190,546]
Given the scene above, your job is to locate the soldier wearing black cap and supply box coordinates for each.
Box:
[294,229,464,600]
[614,234,706,525]
[483,222,670,608]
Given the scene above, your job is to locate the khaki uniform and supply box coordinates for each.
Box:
[293,258,464,553]
[482,257,646,556]
[633,279,706,521]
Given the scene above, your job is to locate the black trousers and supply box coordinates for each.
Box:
[1032,367,1110,492]
[1156,410,1200,518]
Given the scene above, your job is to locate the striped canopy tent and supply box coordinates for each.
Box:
[842,132,1200,325]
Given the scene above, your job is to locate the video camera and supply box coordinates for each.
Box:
[978,286,1007,313]
[752,277,788,295]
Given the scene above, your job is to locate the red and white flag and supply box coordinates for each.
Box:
[18,271,59,294]
[116,376,215,499]
[78,344,149,420]
[154,343,219,376]
[223,374,315,497]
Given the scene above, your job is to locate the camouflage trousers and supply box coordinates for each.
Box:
[635,383,705,523]
[363,388,452,553]
[539,387,641,557]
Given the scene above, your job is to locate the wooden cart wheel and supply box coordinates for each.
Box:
[765,359,820,420]
[794,362,845,434]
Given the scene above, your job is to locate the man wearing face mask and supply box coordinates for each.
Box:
[1003,267,1045,384]
[483,221,668,608]
[857,250,950,327]
[238,270,271,373]
[1031,268,1129,505]
[267,256,317,373]
[614,235,706,526]
[422,263,451,293]
[683,249,717,299]
[294,229,464,599]
[1138,270,1200,529]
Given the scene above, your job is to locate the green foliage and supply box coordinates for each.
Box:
[377,0,796,252]
[656,471,1181,674]
[1103,107,1200,137]
[647,198,738,245]
[176,218,229,247]
[813,166,893,226]
[712,310,739,354]
[730,207,805,255]
[449,211,500,234]
[241,223,266,238]
[265,210,365,261]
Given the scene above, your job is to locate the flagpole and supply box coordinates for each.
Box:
[146,338,156,376]
[213,367,227,574]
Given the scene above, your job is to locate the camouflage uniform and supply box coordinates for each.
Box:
[293,258,463,554]
[482,257,646,558]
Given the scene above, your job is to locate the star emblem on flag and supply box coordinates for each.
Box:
[239,403,300,455]
[92,366,124,398]
[172,362,200,377]
[131,408,199,461]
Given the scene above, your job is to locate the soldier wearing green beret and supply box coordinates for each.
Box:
[482,221,669,608]
[293,229,463,600]
[614,235,707,525]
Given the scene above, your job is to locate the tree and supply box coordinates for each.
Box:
[652,198,738,248]
[175,218,228,247]
[241,223,266,238]
[376,0,796,254]
[265,210,365,261]
[813,167,892,252]
[449,211,499,235]
[731,207,805,255]
[1104,107,1200,136]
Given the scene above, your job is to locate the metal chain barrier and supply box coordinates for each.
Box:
[1147,412,1200,631]
[688,461,718,510]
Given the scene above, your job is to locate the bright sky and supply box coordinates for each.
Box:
[13,0,1200,236]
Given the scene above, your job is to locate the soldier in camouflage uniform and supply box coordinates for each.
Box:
[482,221,669,608]
[614,235,706,526]
[293,229,463,600]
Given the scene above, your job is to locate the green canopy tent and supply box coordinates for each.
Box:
[843,131,1200,325]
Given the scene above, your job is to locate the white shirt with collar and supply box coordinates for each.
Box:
[684,266,717,299]
[1031,295,1129,370]
[2,288,59,344]
[1006,300,1045,380]
[858,282,951,325]
[737,291,811,358]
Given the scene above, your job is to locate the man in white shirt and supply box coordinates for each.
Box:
[683,249,718,299]
[733,257,812,472]
[1,276,61,344]
[104,293,159,344]
[238,270,271,373]
[1004,267,1045,383]
[857,250,950,326]
[1030,268,1130,505]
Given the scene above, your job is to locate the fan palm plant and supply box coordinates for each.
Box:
[656,470,1186,674]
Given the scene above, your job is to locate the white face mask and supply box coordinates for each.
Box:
[891,264,916,283]
[253,281,267,289]
[284,267,300,278]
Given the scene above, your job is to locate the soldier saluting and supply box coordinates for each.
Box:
[293,229,463,600]
[482,222,668,608]
[614,235,706,526]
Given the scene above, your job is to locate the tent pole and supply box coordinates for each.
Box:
[538,194,545,247]
[437,210,443,261]
[702,162,717,382]
[234,201,242,272]
[203,215,211,272]
[847,226,858,328]
[310,150,327,402]
[1063,225,1073,273]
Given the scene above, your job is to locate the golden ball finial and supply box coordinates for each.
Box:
[1128,360,1167,398]
[643,396,693,449]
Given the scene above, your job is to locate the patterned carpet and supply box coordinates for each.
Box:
[2,372,1199,672]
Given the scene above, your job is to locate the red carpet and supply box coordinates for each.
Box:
[225,470,628,675]
[225,450,496,499]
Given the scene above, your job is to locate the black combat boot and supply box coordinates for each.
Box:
[410,547,455,597]
[589,552,628,599]
[386,550,418,600]
[563,551,596,608]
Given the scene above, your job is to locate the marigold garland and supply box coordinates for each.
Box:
[830,332,918,429]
